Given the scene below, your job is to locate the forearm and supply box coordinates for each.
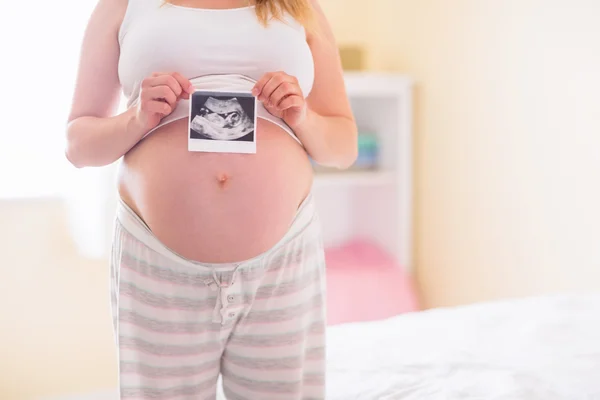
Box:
[65,107,147,168]
[295,108,358,169]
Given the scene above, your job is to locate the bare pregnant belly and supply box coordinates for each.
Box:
[117,118,314,263]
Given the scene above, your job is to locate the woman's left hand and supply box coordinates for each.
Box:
[252,71,308,129]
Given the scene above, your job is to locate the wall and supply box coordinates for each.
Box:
[366,0,600,307]
[0,199,117,399]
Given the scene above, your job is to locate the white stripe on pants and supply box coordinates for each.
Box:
[109,192,327,400]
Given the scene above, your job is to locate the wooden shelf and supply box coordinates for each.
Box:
[313,170,394,188]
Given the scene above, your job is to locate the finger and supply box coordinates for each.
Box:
[180,91,191,100]
[252,72,274,98]
[170,71,195,94]
[270,82,302,108]
[147,73,183,98]
[144,85,178,108]
[278,95,305,111]
[260,73,294,103]
[141,100,173,116]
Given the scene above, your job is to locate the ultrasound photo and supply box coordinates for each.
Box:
[188,91,257,154]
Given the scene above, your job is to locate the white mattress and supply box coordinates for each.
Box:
[326,292,600,400]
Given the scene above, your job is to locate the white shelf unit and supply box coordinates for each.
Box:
[313,72,414,272]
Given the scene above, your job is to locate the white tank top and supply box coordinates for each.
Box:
[117,0,315,142]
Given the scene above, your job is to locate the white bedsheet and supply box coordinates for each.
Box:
[326,293,600,400]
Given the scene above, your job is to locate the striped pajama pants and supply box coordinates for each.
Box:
[109,192,327,400]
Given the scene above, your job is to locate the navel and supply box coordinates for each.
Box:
[217,173,230,188]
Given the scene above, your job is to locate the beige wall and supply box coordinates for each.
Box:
[2,0,600,398]
[0,200,116,399]
[361,0,600,308]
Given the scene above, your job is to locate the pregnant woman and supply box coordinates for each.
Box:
[66,0,356,398]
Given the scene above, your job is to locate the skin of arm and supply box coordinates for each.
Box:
[65,0,136,168]
[65,0,193,168]
[252,0,358,169]
[69,0,356,169]
[297,0,358,169]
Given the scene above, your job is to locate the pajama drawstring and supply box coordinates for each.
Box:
[204,264,242,325]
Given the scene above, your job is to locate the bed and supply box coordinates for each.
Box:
[56,293,600,400]
[324,292,600,400]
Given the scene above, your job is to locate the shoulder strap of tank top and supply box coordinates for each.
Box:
[118,0,162,45]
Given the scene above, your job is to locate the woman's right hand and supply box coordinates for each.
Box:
[134,72,195,132]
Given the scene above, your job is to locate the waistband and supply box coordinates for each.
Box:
[116,190,316,272]
[136,74,300,144]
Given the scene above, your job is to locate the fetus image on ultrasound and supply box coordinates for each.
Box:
[190,94,255,142]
